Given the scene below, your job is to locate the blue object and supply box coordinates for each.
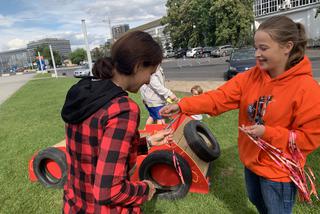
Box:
[36,59,46,70]
[244,168,297,214]
[145,105,165,120]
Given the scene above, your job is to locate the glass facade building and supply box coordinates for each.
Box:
[0,48,34,73]
[27,38,71,58]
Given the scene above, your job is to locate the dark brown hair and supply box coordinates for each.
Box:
[257,15,307,70]
[92,31,162,79]
[191,85,203,94]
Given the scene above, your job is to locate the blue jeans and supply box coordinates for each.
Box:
[244,168,297,214]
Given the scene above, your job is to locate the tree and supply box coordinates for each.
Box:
[163,0,254,48]
[210,0,254,47]
[154,37,164,51]
[91,42,112,61]
[163,0,213,49]
[34,45,62,66]
[69,48,87,65]
[91,47,104,61]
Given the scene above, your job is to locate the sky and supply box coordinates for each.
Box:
[0,0,167,52]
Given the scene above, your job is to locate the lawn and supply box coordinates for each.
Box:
[0,75,319,213]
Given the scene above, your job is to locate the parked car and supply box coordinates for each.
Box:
[163,50,175,58]
[225,48,256,80]
[186,47,202,58]
[73,65,91,78]
[201,47,215,57]
[16,67,26,73]
[211,45,234,57]
[174,48,188,58]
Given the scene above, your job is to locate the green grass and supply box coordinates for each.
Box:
[0,77,319,213]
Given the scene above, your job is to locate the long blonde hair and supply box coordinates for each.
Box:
[257,16,307,70]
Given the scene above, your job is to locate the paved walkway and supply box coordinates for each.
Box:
[0,73,36,105]
[166,80,224,93]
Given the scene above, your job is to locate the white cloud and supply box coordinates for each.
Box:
[0,0,167,52]
[0,14,14,27]
[7,38,28,50]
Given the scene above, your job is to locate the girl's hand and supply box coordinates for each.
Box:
[149,129,173,146]
[159,104,181,117]
[242,124,265,138]
[143,180,156,201]
[169,94,179,102]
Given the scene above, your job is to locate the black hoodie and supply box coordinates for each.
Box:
[61,77,128,124]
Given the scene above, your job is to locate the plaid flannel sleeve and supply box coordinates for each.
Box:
[137,136,148,155]
[93,97,149,206]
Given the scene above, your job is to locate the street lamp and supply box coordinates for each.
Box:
[81,19,93,75]
[102,16,113,43]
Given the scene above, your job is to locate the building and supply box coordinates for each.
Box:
[27,38,71,58]
[112,24,130,41]
[0,48,34,73]
[254,0,320,46]
[129,18,172,50]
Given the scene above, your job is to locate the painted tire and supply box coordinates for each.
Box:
[139,150,192,200]
[184,120,221,162]
[33,147,67,188]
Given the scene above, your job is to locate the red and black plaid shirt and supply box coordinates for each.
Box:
[63,96,149,214]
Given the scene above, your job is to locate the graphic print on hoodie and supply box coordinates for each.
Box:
[247,95,273,125]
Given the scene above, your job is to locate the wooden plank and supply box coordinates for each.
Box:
[53,139,66,147]
[173,117,209,175]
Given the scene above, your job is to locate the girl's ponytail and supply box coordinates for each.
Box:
[92,57,114,79]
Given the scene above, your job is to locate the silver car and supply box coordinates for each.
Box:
[211,45,234,57]
[73,67,90,78]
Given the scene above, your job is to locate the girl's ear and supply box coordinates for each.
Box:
[133,62,143,74]
[284,41,294,55]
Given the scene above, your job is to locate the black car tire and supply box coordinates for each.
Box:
[184,120,221,162]
[33,147,67,188]
[139,150,192,200]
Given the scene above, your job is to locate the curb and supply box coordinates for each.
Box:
[0,71,36,77]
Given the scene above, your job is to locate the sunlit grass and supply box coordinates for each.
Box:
[0,77,319,213]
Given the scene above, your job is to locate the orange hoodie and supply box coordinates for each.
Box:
[179,56,320,182]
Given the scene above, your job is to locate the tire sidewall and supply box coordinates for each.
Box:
[139,150,192,200]
[33,147,67,188]
[184,120,221,162]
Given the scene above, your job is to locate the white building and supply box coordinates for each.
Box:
[254,0,320,46]
[129,19,172,50]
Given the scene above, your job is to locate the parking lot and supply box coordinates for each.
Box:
[2,49,319,82]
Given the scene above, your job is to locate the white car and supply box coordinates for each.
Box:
[186,47,202,58]
[73,68,90,78]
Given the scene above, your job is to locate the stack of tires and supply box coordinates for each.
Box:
[139,120,221,200]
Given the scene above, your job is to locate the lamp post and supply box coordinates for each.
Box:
[49,45,58,78]
[81,19,93,75]
[102,16,113,43]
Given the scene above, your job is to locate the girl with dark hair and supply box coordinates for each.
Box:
[160,16,320,213]
[61,31,171,213]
